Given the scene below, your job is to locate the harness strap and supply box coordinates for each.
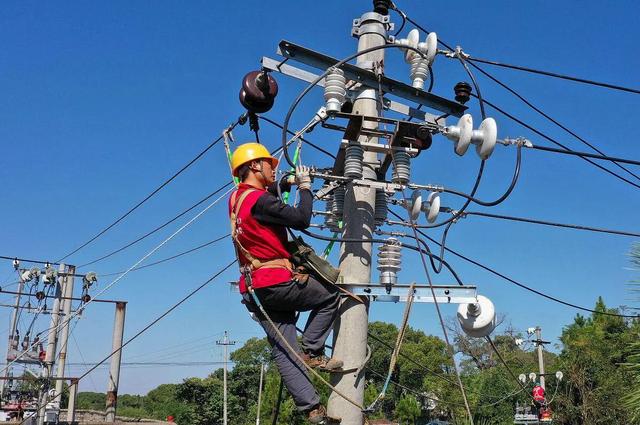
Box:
[230,188,292,272]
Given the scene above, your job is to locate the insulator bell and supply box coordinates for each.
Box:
[239,70,278,114]
[454,82,472,104]
[457,295,497,338]
[344,143,364,179]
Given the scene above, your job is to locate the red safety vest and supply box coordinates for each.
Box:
[229,184,293,293]
[532,385,545,402]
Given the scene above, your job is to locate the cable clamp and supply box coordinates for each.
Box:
[452,46,470,60]
[502,137,532,148]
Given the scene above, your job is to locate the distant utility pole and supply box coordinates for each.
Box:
[328,2,389,424]
[217,331,236,425]
[37,263,66,425]
[106,301,127,422]
[55,265,75,399]
[255,363,265,425]
[534,326,548,390]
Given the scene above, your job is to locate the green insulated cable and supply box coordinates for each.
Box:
[282,144,301,204]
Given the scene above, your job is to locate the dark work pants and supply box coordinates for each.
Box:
[242,276,340,411]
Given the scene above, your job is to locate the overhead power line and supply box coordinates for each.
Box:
[98,235,229,277]
[0,256,60,266]
[395,5,640,190]
[388,210,637,319]
[465,61,640,181]
[78,183,233,268]
[57,119,240,263]
[476,95,640,190]
[459,210,640,238]
[466,56,640,95]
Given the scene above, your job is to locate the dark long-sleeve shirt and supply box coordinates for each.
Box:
[251,183,313,230]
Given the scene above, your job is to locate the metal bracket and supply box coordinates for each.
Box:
[261,56,446,125]
[276,40,466,117]
[342,283,477,304]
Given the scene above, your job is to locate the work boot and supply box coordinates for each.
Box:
[302,352,344,371]
[307,404,341,424]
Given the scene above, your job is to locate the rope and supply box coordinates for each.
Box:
[247,287,365,411]
[365,282,416,412]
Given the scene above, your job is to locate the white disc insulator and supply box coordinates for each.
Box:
[555,371,564,381]
[529,372,537,382]
[425,32,438,64]
[476,117,497,160]
[408,190,422,221]
[404,29,420,63]
[454,114,473,156]
[424,192,440,223]
[457,295,496,338]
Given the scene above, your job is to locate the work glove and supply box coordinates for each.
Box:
[295,165,312,191]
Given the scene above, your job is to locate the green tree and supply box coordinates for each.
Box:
[622,243,640,424]
[554,297,634,424]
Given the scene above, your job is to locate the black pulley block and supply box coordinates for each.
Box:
[239,70,278,114]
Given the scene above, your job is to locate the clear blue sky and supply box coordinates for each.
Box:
[1,1,639,395]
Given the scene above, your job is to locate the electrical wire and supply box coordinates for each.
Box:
[485,336,534,402]
[402,215,639,319]
[465,61,640,181]
[393,5,640,190]
[56,118,240,263]
[258,116,337,160]
[0,256,59,266]
[77,183,233,268]
[17,260,237,425]
[466,56,640,95]
[299,228,464,285]
[458,210,640,238]
[524,143,640,167]
[1,186,234,376]
[476,95,640,190]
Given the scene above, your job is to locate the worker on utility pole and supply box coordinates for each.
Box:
[228,142,343,424]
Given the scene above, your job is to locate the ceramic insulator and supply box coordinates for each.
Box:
[374,189,388,227]
[377,238,402,287]
[391,151,411,184]
[410,55,430,90]
[344,144,364,179]
[323,68,347,113]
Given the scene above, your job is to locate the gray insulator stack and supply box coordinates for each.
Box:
[331,186,345,230]
[344,143,364,179]
[323,68,347,113]
[374,189,388,227]
[377,238,402,290]
[324,193,338,231]
[391,151,411,184]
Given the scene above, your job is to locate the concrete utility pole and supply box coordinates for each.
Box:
[67,378,79,423]
[535,326,546,390]
[217,331,236,425]
[55,265,75,398]
[255,363,265,425]
[106,301,127,422]
[328,2,389,424]
[0,275,25,396]
[37,263,66,425]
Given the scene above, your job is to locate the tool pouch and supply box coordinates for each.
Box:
[287,236,340,285]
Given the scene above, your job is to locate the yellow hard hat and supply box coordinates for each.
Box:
[230,142,279,176]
